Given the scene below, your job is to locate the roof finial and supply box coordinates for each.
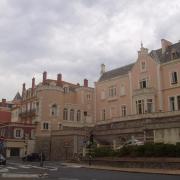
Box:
[141,41,143,48]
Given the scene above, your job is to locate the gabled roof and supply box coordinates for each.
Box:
[98,63,135,82]
[150,41,180,63]
[13,92,22,101]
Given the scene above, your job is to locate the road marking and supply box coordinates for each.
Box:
[58,178,79,180]
[1,173,40,178]
[45,165,58,171]
[0,168,9,173]
[6,166,18,170]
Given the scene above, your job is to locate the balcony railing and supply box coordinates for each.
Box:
[97,110,180,125]
[133,87,156,96]
[19,109,36,118]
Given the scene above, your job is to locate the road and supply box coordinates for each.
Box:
[0,160,180,180]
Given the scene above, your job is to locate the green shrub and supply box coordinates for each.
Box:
[93,147,114,157]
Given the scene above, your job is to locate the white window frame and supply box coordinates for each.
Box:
[109,86,117,97]
[170,71,178,85]
[14,128,24,139]
[139,79,147,89]
[121,105,127,117]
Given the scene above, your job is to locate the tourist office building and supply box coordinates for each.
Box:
[1,39,180,159]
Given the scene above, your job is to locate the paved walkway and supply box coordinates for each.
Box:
[61,163,180,175]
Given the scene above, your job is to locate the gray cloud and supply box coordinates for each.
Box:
[0,0,180,99]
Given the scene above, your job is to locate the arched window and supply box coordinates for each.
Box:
[77,110,81,121]
[70,109,74,121]
[63,108,68,120]
[51,104,57,116]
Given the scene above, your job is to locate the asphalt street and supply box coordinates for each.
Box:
[0,160,180,180]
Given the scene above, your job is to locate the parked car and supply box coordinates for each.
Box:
[22,153,41,162]
[116,139,144,150]
[124,139,144,146]
[0,154,6,165]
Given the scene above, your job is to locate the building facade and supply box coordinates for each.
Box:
[8,38,180,160]
[17,72,94,158]
[94,39,180,146]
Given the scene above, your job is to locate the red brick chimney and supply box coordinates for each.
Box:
[84,79,88,87]
[2,99,6,106]
[43,71,47,84]
[57,73,62,86]
[22,83,26,95]
[32,77,35,89]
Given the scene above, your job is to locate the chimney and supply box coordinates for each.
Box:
[100,64,106,75]
[84,79,88,87]
[57,73,62,86]
[32,77,35,89]
[43,71,47,84]
[161,39,172,54]
[2,98,6,105]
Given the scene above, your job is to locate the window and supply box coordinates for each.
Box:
[177,96,180,110]
[51,104,57,116]
[63,108,68,120]
[14,128,23,138]
[121,105,127,117]
[171,72,178,84]
[136,100,145,114]
[147,99,153,113]
[64,87,69,93]
[139,79,147,89]
[70,109,74,121]
[43,122,49,130]
[141,62,146,71]
[169,97,175,111]
[120,85,125,96]
[109,86,116,97]
[16,130,21,137]
[101,109,106,121]
[36,102,39,113]
[77,110,81,121]
[87,93,91,101]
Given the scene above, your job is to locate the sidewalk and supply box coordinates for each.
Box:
[62,163,180,175]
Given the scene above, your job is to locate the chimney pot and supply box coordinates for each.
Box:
[43,71,47,84]
[84,79,88,87]
[32,77,35,89]
[57,73,62,86]
[100,64,106,75]
[161,39,172,54]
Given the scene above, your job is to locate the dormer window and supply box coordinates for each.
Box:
[171,50,178,60]
[64,87,69,94]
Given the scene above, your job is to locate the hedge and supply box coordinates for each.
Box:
[93,143,180,157]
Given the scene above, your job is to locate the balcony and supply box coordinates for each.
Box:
[96,110,180,125]
[133,87,156,96]
[19,109,36,118]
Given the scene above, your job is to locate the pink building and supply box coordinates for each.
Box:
[95,39,180,145]
[96,39,180,122]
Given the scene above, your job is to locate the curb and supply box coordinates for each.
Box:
[63,163,180,176]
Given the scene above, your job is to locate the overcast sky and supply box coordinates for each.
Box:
[0,0,180,100]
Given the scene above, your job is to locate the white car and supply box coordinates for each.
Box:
[124,139,144,146]
[116,139,144,149]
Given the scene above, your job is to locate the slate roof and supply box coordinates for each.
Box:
[13,92,22,101]
[99,41,180,82]
[150,41,180,63]
[98,63,135,82]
